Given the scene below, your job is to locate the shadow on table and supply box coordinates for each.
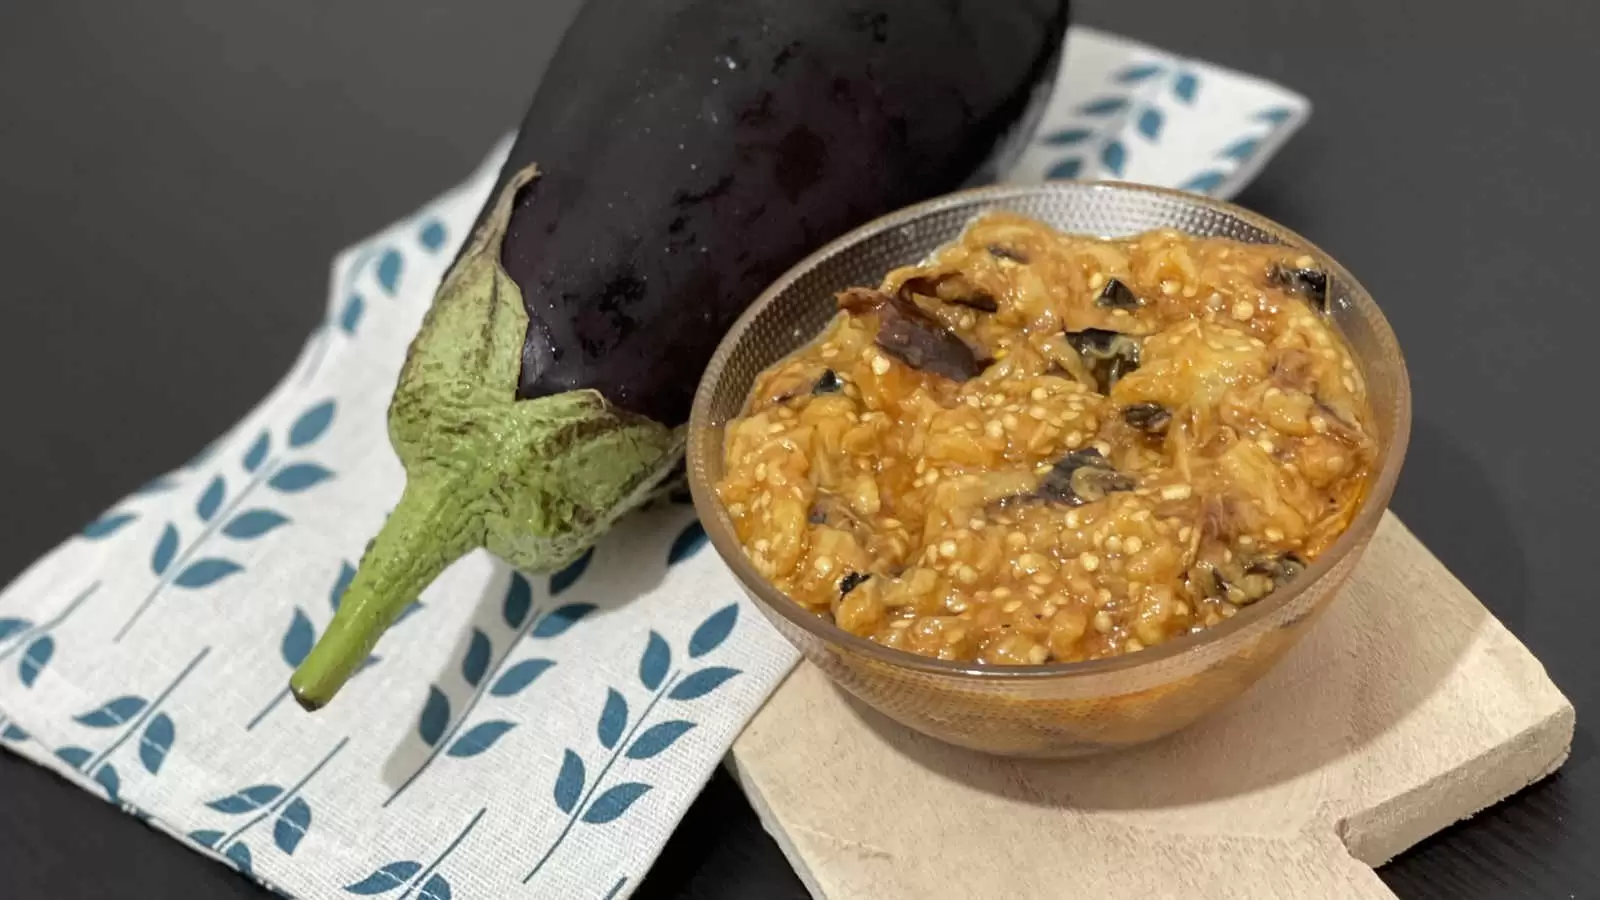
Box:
[835,415,1531,814]
[374,500,689,801]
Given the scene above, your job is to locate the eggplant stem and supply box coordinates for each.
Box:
[290,476,477,710]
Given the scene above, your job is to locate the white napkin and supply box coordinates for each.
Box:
[0,26,1306,900]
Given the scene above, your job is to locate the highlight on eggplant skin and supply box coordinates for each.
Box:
[287,0,1074,712]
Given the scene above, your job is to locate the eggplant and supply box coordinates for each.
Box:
[289,0,1073,709]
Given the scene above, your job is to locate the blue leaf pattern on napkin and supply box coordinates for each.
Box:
[282,608,315,668]
[554,750,586,815]
[19,636,53,687]
[667,521,708,564]
[173,558,244,589]
[0,618,28,641]
[598,689,627,749]
[1114,62,1165,83]
[269,463,334,493]
[670,667,740,701]
[375,251,403,296]
[275,797,313,855]
[550,549,593,596]
[226,843,254,875]
[197,477,226,522]
[689,604,738,658]
[502,573,532,628]
[626,720,694,760]
[151,525,180,576]
[419,220,448,252]
[639,632,670,691]
[418,687,451,748]
[140,713,175,775]
[339,294,365,335]
[207,784,285,814]
[242,432,271,473]
[461,629,492,687]
[582,783,652,824]
[346,860,423,894]
[75,696,149,728]
[222,510,291,540]
[288,401,337,448]
[490,658,554,697]
[81,512,138,540]
[447,720,516,758]
[532,604,595,639]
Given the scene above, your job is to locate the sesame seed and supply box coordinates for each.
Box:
[939,540,958,558]
[1238,535,1255,547]
[883,518,902,529]
[956,565,978,584]
[948,598,969,613]
[1310,416,1329,433]
[985,420,1005,439]
[1031,387,1049,402]
[1028,405,1048,420]
[1231,300,1255,321]
[1098,588,1113,604]
[1005,532,1027,549]
[1161,281,1179,296]
[1105,535,1124,553]
[1257,438,1276,454]
[1027,644,1050,664]
[1002,413,1020,430]
[1125,638,1145,653]
[1032,573,1054,585]
[992,587,1012,599]
[754,539,771,553]
[1065,510,1081,528]
[946,628,967,644]
[1161,484,1193,501]
[1002,599,1023,613]
[1265,528,1284,542]
[1294,254,1315,268]
[1080,552,1101,572]
[1040,602,1059,617]
[821,347,838,358]
[1088,272,1106,290]
[890,619,912,629]
[968,518,986,530]
[870,354,891,375]
[1342,375,1357,393]
[1178,526,1192,542]
[1125,536,1144,553]
[1094,611,1114,633]
[1066,431,1083,446]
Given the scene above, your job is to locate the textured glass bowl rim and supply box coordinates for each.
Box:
[687,180,1413,682]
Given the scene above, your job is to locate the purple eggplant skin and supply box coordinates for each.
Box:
[495,0,1072,426]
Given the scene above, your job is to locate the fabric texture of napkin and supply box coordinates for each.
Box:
[0,25,1306,900]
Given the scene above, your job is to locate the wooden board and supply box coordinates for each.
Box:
[729,514,1574,899]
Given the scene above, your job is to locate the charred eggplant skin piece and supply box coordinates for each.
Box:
[1065,327,1141,393]
[1269,264,1329,311]
[290,0,1072,710]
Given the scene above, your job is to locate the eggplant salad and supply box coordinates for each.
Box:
[717,213,1377,665]
[288,0,1073,709]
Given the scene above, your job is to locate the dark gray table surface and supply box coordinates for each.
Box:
[1,1,1594,897]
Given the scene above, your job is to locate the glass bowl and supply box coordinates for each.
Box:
[686,182,1411,758]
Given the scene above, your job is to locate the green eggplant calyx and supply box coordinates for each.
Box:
[289,163,682,712]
